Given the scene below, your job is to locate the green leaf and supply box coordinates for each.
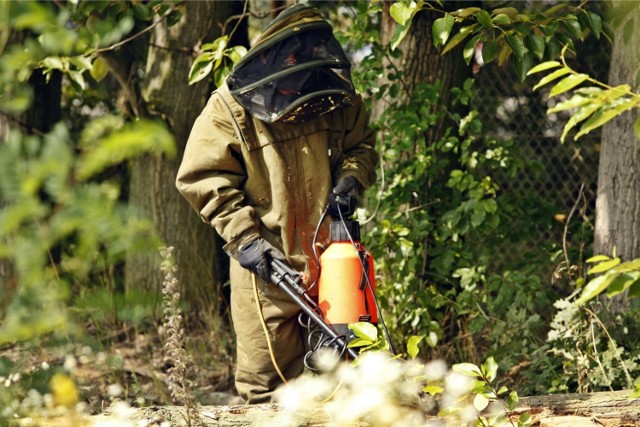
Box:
[562,19,581,39]
[477,10,493,29]
[588,257,621,275]
[587,12,602,39]
[532,67,571,90]
[527,60,562,75]
[391,22,412,51]
[423,385,444,395]
[454,7,481,19]
[606,272,640,298]
[547,94,592,114]
[586,255,611,263]
[463,35,480,65]
[227,45,247,64]
[561,102,601,143]
[474,393,490,411]
[432,14,455,47]
[76,120,175,180]
[482,39,500,64]
[492,14,511,26]
[525,34,545,60]
[188,54,214,85]
[549,73,589,97]
[518,411,533,427]
[482,356,499,382]
[452,362,482,377]
[575,99,637,140]
[576,273,616,305]
[441,26,474,55]
[407,335,421,359]
[514,52,533,82]
[348,321,378,342]
[634,117,640,142]
[505,34,525,59]
[43,56,65,71]
[90,57,109,82]
[390,0,420,26]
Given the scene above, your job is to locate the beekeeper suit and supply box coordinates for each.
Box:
[175,3,378,403]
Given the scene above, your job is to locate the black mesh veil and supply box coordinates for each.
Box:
[226,25,356,124]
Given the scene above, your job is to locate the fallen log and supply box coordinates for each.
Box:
[14,389,640,427]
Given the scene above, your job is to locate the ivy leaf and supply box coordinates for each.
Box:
[433,14,455,47]
[90,56,109,82]
[505,34,525,59]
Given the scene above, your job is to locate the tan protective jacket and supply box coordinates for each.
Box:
[175,84,377,286]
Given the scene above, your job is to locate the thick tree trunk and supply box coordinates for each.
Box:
[126,1,246,320]
[594,2,640,261]
[373,2,473,138]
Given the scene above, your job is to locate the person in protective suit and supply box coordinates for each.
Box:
[175,4,378,403]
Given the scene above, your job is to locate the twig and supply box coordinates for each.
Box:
[562,183,585,281]
[93,4,179,54]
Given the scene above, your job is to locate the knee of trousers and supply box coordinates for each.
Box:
[229,263,306,402]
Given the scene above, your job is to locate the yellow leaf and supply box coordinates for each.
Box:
[50,373,78,409]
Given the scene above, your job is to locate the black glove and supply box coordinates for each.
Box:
[332,175,360,197]
[237,238,286,282]
[328,176,360,218]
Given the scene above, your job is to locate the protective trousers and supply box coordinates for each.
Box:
[229,259,306,403]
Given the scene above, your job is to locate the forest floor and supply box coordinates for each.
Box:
[2,318,243,419]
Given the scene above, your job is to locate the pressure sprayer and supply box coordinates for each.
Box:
[268,193,394,370]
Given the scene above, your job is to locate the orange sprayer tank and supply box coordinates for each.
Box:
[318,221,378,339]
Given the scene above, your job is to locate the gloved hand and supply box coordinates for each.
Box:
[328,176,360,218]
[237,237,286,282]
[332,175,360,197]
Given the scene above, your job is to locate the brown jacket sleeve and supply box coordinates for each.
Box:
[333,94,378,190]
[175,93,260,255]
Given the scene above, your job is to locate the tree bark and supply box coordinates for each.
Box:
[594,2,640,261]
[126,1,247,320]
[38,389,638,427]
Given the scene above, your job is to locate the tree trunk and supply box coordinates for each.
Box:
[126,1,247,320]
[373,2,473,137]
[0,27,61,312]
[594,2,640,261]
